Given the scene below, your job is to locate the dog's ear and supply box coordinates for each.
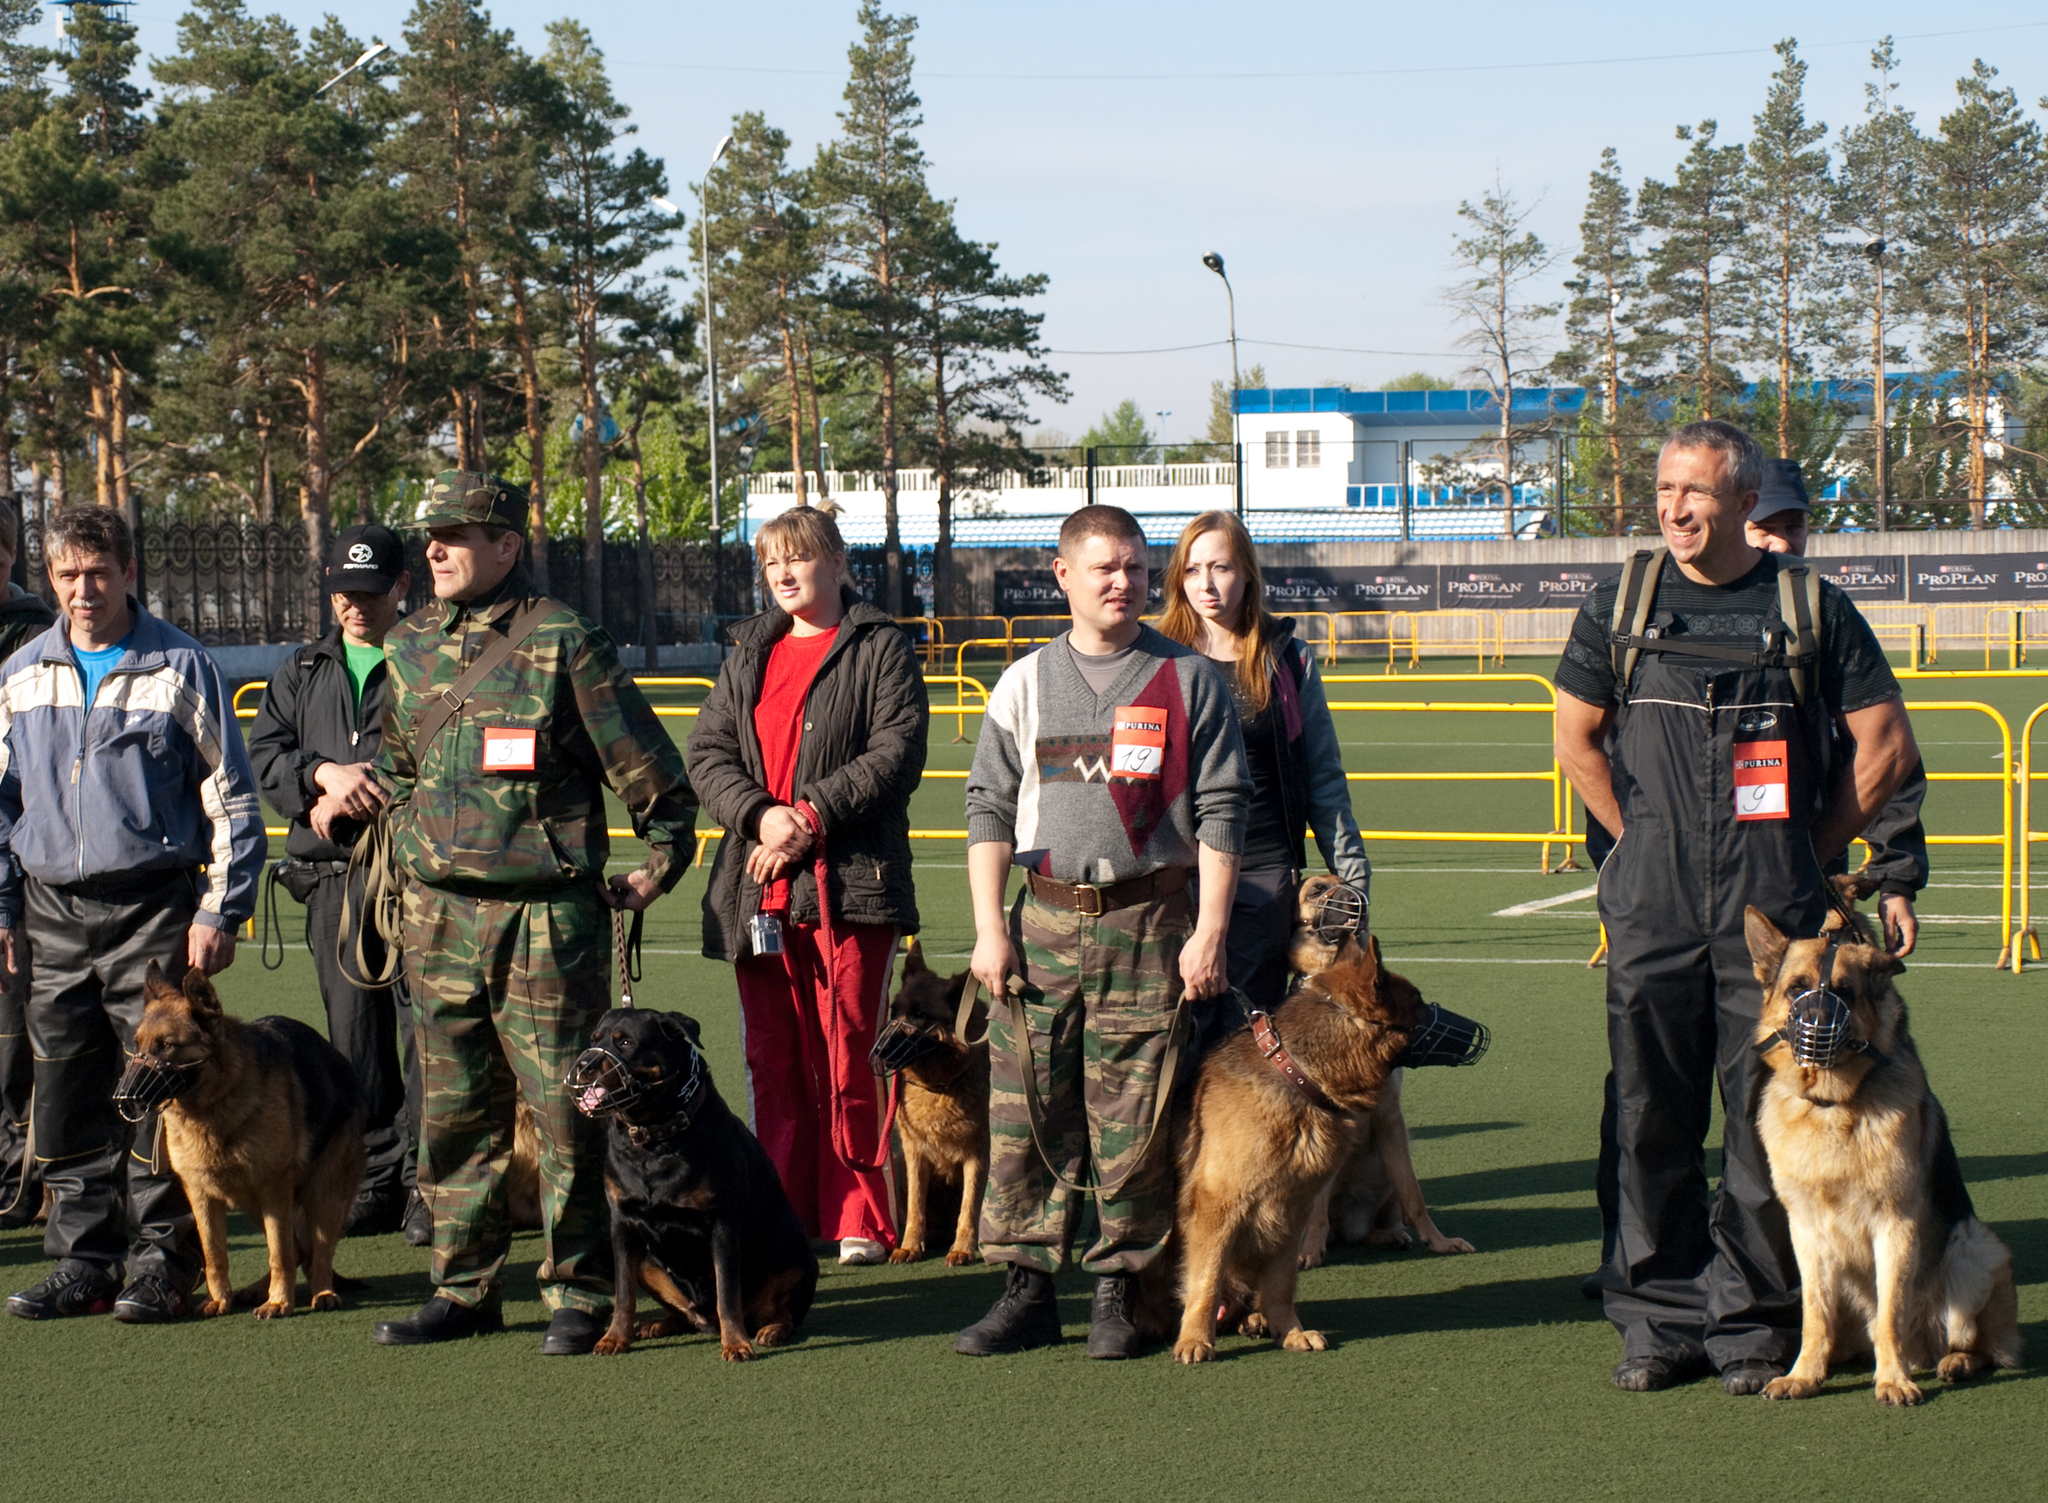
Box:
[1363,931,1384,985]
[1837,869,1882,904]
[180,966,223,1020]
[658,1012,703,1046]
[1744,906,1789,985]
[143,959,175,1002]
[902,937,928,976]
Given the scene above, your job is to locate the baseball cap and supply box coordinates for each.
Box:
[1749,459,1811,524]
[416,470,530,535]
[326,524,406,594]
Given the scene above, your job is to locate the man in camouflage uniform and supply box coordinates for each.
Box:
[959,505,1247,1359]
[369,471,698,1355]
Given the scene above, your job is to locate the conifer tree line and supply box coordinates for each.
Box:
[0,0,1060,616]
[1454,38,2048,531]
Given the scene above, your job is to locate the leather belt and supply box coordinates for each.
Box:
[1025,865,1189,917]
[1250,1010,1338,1112]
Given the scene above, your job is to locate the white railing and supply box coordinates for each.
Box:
[747,463,1240,499]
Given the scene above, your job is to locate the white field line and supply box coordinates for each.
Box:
[1493,885,1600,917]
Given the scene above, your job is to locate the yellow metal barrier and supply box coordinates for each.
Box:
[1892,701,2015,968]
[922,675,990,742]
[2011,700,2048,973]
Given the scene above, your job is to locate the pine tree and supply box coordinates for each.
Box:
[538,19,671,620]
[1554,149,1658,535]
[1832,38,1918,512]
[1639,120,1749,418]
[1440,175,1559,536]
[1900,59,2047,516]
[1738,39,1834,459]
[703,112,823,505]
[815,1,929,614]
[0,0,52,533]
[902,205,1064,614]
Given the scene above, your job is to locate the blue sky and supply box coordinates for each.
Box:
[101,0,2048,444]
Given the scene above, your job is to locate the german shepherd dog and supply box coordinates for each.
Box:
[1744,892,2020,1405]
[1289,874,1472,1264]
[117,962,364,1318]
[568,1008,818,1361]
[1145,932,1470,1362]
[876,940,989,1265]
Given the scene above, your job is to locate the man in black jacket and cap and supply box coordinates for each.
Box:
[0,504,54,1229]
[248,524,426,1242]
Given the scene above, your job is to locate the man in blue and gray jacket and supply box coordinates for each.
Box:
[0,506,266,1324]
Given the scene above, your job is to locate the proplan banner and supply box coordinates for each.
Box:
[1809,555,1905,601]
[993,569,1065,614]
[1263,567,1359,610]
[1440,562,1617,609]
[1341,567,1438,610]
[1910,556,2027,601]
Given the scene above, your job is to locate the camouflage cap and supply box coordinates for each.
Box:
[417,470,529,535]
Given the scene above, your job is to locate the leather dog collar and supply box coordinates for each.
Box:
[622,1051,710,1149]
[1250,1010,1338,1113]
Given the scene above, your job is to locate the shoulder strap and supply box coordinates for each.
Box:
[1775,557,1823,706]
[409,598,555,756]
[1609,547,1667,695]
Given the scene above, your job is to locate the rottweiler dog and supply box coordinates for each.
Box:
[568,1007,818,1361]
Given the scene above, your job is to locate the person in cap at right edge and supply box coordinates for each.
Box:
[369,471,698,1354]
[1553,422,1920,1395]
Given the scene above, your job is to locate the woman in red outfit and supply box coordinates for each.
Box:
[686,506,929,1263]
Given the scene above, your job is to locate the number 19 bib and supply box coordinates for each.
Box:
[1110,705,1166,780]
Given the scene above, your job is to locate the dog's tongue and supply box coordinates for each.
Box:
[577,1084,609,1115]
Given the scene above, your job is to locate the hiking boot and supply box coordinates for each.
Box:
[954,1263,1061,1355]
[540,1307,606,1356]
[7,1261,119,1320]
[1086,1273,1144,1359]
[1720,1360,1786,1396]
[1612,1354,1707,1392]
[401,1190,432,1248]
[113,1274,190,1324]
[371,1294,503,1346]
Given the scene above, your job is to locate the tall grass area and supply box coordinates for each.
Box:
[0,656,2041,1502]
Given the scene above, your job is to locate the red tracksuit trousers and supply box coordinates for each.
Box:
[734,920,900,1245]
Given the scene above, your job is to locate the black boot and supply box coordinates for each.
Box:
[401,1190,432,1248]
[954,1263,1061,1355]
[1086,1274,1144,1359]
[371,1295,502,1346]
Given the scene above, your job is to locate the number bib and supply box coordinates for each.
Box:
[1110,705,1166,780]
[482,726,538,773]
[1733,739,1788,821]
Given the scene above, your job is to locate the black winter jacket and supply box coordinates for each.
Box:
[688,590,927,960]
[0,584,55,661]
[247,629,389,863]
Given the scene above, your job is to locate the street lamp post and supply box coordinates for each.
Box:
[315,40,388,97]
[1154,410,1170,465]
[654,130,733,617]
[1201,252,1242,516]
[1863,236,1889,531]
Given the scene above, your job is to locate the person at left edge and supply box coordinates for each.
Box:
[1,505,266,1324]
[370,470,699,1356]
[247,524,426,1243]
[0,502,55,1232]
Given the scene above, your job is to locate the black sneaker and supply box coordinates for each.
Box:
[954,1263,1062,1356]
[113,1274,190,1324]
[1085,1273,1144,1359]
[343,1189,404,1239]
[7,1262,119,1320]
[402,1190,432,1248]
[371,1295,503,1346]
[540,1307,606,1356]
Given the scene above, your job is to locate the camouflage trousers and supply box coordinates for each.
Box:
[402,881,613,1313]
[980,885,1191,1276]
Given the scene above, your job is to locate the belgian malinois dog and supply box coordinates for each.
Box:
[118,962,364,1318]
[1745,889,2019,1405]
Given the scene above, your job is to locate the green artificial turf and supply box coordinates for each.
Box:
[1,653,2042,1503]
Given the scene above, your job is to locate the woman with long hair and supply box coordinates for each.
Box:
[1159,510,1370,1028]
[685,505,929,1265]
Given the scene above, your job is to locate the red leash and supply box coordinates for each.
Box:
[782,801,897,1174]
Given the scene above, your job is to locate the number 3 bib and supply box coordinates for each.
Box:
[1110,705,1166,780]
[482,726,538,772]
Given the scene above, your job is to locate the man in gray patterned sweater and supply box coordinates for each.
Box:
[957,504,1248,1359]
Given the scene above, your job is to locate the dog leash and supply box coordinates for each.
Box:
[779,803,899,1175]
[614,906,643,1009]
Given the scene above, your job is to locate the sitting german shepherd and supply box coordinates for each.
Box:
[1143,932,1484,1362]
[1289,874,1472,1264]
[118,962,364,1318]
[876,940,989,1266]
[1745,893,2020,1405]
[569,1007,818,1361]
